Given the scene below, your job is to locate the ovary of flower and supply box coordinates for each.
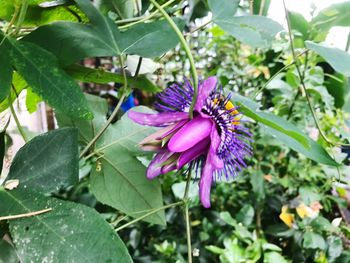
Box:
[279,205,295,228]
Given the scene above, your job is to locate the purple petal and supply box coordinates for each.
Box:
[168,116,213,152]
[161,163,177,174]
[128,110,189,127]
[177,137,210,169]
[156,120,188,140]
[199,126,223,208]
[194,77,217,112]
[147,150,174,179]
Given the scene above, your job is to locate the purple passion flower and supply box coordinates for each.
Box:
[128,77,252,208]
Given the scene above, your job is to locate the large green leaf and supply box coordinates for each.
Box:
[0,45,12,102]
[6,128,79,194]
[3,36,93,120]
[0,72,27,113]
[208,0,239,20]
[24,0,184,65]
[232,95,338,166]
[312,1,350,32]
[0,188,132,262]
[65,64,161,92]
[98,0,134,19]
[57,96,165,225]
[213,15,283,48]
[305,41,350,77]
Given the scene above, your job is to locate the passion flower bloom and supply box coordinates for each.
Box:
[128,77,252,208]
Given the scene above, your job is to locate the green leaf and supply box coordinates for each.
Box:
[213,15,283,49]
[90,109,165,225]
[305,41,350,77]
[6,128,79,194]
[0,240,18,263]
[65,64,161,92]
[232,94,338,166]
[24,0,184,65]
[0,72,27,113]
[98,0,134,19]
[236,204,255,226]
[303,232,326,250]
[0,0,85,26]
[288,11,309,39]
[264,251,290,263]
[0,45,12,102]
[327,236,343,262]
[58,96,165,225]
[232,94,309,148]
[25,88,42,113]
[208,0,239,20]
[0,188,132,262]
[325,73,347,108]
[312,1,350,32]
[3,37,93,120]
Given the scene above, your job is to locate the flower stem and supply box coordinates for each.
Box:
[79,56,128,159]
[148,0,198,119]
[118,0,177,29]
[115,201,183,232]
[183,169,193,263]
[9,97,28,143]
[283,0,349,148]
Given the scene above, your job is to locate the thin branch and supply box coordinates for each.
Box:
[9,96,28,143]
[183,168,193,263]
[115,201,183,232]
[79,56,128,159]
[0,208,52,221]
[148,0,198,119]
[118,0,177,29]
[283,0,349,148]
[253,49,308,99]
[185,20,212,36]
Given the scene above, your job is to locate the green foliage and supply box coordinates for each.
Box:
[6,128,79,194]
[1,0,349,262]
[57,95,165,225]
[306,41,350,77]
[25,0,184,65]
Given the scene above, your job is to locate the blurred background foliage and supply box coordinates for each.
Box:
[1,0,350,262]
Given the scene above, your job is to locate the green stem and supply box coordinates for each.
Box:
[118,0,177,29]
[183,168,193,263]
[283,0,349,147]
[13,0,28,36]
[148,0,198,119]
[9,98,28,143]
[253,49,308,99]
[115,201,183,232]
[79,56,128,159]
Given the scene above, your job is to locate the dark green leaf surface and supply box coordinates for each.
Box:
[213,15,283,48]
[6,128,79,194]
[4,37,93,119]
[0,240,18,263]
[305,41,350,77]
[303,232,326,250]
[24,0,184,64]
[65,64,161,92]
[0,188,132,263]
[0,45,12,102]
